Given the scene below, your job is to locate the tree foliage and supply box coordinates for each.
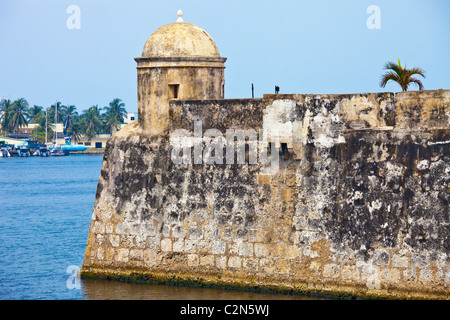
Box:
[11,98,30,133]
[0,98,128,140]
[380,59,425,92]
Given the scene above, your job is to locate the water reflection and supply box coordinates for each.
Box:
[81,279,326,300]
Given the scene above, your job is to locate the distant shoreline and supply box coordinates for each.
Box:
[71,148,105,154]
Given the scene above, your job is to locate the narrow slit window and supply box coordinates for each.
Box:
[169,84,180,99]
[281,143,289,160]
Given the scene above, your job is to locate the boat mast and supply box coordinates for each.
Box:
[54,102,57,145]
[45,108,47,144]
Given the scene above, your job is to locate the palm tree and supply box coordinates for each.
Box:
[66,122,83,144]
[28,105,43,124]
[0,99,14,133]
[81,105,103,140]
[104,98,127,134]
[380,59,425,92]
[33,124,53,144]
[49,101,64,124]
[11,98,29,133]
[61,104,78,132]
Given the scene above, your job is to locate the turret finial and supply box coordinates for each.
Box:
[177,10,183,22]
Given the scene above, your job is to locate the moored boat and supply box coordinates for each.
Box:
[34,146,51,157]
[17,145,30,157]
[50,144,69,156]
[0,146,10,157]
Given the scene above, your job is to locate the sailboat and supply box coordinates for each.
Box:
[47,102,88,154]
[49,102,69,156]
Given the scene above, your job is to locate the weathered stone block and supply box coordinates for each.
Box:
[105,247,115,261]
[147,236,160,250]
[96,234,104,245]
[115,222,127,235]
[171,225,185,239]
[97,247,105,260]
[188,227,203,240]
[216,256,227,269]
[173,238,184,252]
[254,243,269,258]
[187,254,199,267]
[243,257,259,270]
[106,222,114,234]
[228,256,242,268]
[403,269,416,282]
[184,239,197,252]
[117,248,129,262]
[323,264,341,278]
[412,254,427,268]
[199,255,215,267]
[375,250,390,266]
[161,238,172,252]
[92,221,105,234]
[342,265,360,281]
[130,249,144,261]
[211,240,226,255]
[381,268,401,284]
[144,249,157,264]
[109,235,120,247]
[287,245,300,259]
[272,243,287,257]
[238,243,254,257]
[419,268,434,284]
[392,253,409,268]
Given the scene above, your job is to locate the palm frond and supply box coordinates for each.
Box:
[407,77,425,90]
[380,71,400,88]
[407,67,426,78]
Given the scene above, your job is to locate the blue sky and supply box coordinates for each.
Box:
[0,0,449,114]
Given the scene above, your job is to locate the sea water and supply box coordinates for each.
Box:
[0,155,316,300]
[0,155,101,299]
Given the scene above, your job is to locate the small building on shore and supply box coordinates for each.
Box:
[0,136,27,147]
[74,112,138,149]
[76,134,111,149]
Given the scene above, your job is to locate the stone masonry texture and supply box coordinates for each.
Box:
[81,90,450,299]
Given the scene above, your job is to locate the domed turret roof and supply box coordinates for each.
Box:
[142,20,220,58]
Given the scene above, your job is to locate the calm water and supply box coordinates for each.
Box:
[0,154,319,300]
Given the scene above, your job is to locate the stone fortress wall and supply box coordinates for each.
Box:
[80,11,449,299]
[81,89,450,299]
